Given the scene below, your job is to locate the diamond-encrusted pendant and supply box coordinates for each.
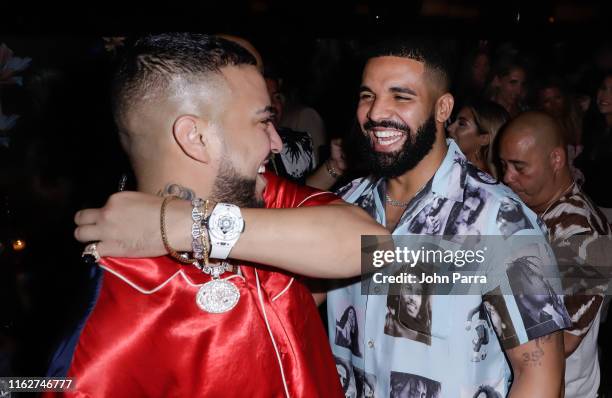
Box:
[196,278,240,313]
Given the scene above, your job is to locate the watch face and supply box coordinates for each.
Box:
[218,215,235,234]
[210,210,243,241]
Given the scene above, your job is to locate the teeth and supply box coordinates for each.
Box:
[258,165,266,173]
[372,130,404,146]
[378,136,402,146]
[374,130,402,138]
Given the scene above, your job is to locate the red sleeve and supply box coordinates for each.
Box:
[262,171,338,209]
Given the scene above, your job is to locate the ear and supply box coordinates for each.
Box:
[549,146,566,173]
[434,93,454,125]
[173,115,211,164]
[477,132,491,147]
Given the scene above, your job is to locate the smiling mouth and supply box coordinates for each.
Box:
[371,130,405,146]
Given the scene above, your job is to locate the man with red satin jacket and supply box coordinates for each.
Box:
[45,33,386,397]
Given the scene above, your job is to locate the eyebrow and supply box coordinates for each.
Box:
[358,85,417,96]
[256,106,276,115]
[390,86,417,96]
[507,159,527,167]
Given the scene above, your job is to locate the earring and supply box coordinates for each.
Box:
[118,173,128,192]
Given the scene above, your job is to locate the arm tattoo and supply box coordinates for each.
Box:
[521,334,552,367]
[158,183,196,200]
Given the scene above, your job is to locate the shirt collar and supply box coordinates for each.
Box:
[430,139,468,204]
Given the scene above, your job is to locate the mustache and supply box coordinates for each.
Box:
[363,118,411,134]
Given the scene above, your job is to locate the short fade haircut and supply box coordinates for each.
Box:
[366,37,453,94]
[111,32,256,133]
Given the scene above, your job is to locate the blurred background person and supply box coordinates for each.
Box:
[264,69,316,183]
[536,76,585,184]
[578,71,612,221]
[487,59,528,118]
[280,84,328,165]
[454,44,491,104]
[447,99,509,178]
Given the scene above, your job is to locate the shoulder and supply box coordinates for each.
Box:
[465,172,544,236]
[544,188,610,238]
[335,176,378,201]
[263,172,336,208]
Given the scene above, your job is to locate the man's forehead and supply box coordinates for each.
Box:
[362,56,426,86]
[502,128,537,152]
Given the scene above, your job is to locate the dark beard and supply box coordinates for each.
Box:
[211,159,264,208]
[357,115,438,178]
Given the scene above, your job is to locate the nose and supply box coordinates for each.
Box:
[367,97,393,122]
[503,168,516,186]
[268,124,283,154]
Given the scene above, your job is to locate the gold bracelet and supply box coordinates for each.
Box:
[160,196,193,264]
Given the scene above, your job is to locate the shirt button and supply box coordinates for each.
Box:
[367,340,374,349]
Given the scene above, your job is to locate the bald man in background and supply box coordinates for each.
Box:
[499,111,611,398]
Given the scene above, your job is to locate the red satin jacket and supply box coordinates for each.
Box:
[46,173,343,398]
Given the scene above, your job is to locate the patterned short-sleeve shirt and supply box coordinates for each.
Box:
[327,140,570,398]
[541,182,611,398]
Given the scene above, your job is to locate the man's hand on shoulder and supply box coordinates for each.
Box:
[74,191,190,258]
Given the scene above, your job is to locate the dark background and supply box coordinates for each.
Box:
[1,1,611,394]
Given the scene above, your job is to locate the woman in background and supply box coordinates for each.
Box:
[447,100,510,179]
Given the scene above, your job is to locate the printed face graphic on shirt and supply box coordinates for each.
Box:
[390,371,441,398]
[385,267,433,345]
[335,305,363,357]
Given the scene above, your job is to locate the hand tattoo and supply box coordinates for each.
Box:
[158,184,195,200]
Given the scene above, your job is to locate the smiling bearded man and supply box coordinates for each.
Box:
[327,38,569,398]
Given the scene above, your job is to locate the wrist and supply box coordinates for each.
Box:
[167,199,194,253]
